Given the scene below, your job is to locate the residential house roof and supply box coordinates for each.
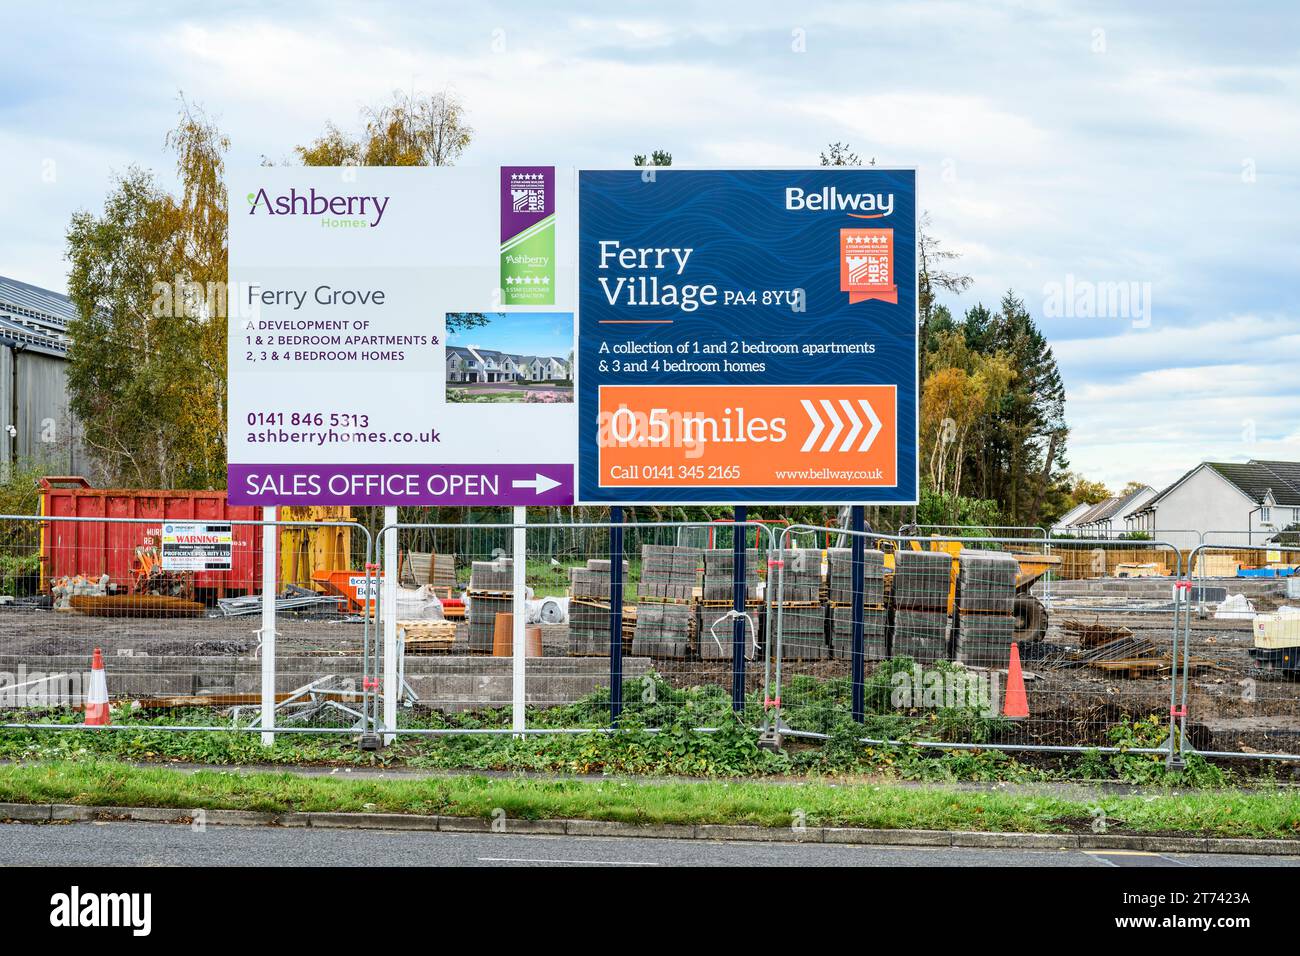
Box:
[1135,459,1300,514]
[1072,496,1118,526]
[1052,502,1091,528]
[445,346,569,370]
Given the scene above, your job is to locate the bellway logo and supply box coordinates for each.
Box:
[246,187,390,227]
[785,186,893,218]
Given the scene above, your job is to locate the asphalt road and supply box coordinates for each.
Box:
[2,821,1297,867]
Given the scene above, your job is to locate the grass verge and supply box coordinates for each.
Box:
[2,759,1299,837]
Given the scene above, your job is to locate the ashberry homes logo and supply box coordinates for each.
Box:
[246,186,390,228]
[50,886,151,937]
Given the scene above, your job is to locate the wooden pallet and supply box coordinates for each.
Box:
[399,619,456,652]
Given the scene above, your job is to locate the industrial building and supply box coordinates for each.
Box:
[0,275,87,475]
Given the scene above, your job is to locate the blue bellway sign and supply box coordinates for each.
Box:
[576,168,918,505]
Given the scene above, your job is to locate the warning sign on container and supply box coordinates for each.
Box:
[161,523,233,571]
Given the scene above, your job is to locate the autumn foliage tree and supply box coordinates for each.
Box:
[65,99,228,488]
[921,347,1013,498]
[296,90,473,167]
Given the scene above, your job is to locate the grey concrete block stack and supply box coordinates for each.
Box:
[827,548,887,606]
[774,604,828,660]
[568,600,615,656]
[955,551,1019,667]
[636,545,700,601]
[768,548,822,603]
[829,605,889,660]
[768,548,827,660]
[890,550,953,663]
[698,605,762,660]
[567,558,629,656]
[634,545,700,658]
[827,548,888,659]
[568,560,628,600]
[466,559,513,652]
[632,601,694,659]
[701,548,762,602]
[469,559,513,592]
[697,548,763,661]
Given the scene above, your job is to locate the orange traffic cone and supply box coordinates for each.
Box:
[84,647,111,727]
[1002,642,1028,719]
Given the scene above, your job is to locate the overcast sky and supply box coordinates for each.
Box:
[1,1,1295,490]
[454,313,574,358]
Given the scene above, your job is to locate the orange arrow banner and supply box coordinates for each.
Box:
[597,384,897,489]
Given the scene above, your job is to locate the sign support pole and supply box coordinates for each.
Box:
[732,506,748,712]
[609,506,624,724]
[260,506,277,747]
[383,505,398,745]
[850,505,866,722]
[512,505,527,735]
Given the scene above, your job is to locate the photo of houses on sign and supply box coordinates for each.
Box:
[445,311,574,403]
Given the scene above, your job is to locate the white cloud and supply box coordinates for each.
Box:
[1,1,1296,495]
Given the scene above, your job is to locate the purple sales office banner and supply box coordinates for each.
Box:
[229,463,572,506]
[500,166,556,305]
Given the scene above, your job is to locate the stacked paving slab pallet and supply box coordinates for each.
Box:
[699,548,763,661]
[769,548,821,603]
[701,548,763,602]
[568,559,629,656]
[827,548,887,606]
[634,545,700,658]
[890,550,953,663]
[632,601,694,659]
[773,604,828,660]
[469,559,512,592]
[698,603,764,661]
[827,548,888,660]
[637,545,699,601]
[769,548,827,660]
[466,560,514,653]
[954,551,1019,667]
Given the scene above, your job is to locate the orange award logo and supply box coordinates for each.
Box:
[841,228,897,304]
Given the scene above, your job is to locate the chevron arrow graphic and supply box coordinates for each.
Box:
[799,399,823,452]
[801,394,885,453]
[818,399,843,453]
[858,398,882,452]
[839,399,862,452]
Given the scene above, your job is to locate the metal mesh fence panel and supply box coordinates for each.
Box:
[379,520,775,735]
[766,526,1199,758]
[8,511,1298,763]
[0,514,372,736]
[1180,543,1300,759]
